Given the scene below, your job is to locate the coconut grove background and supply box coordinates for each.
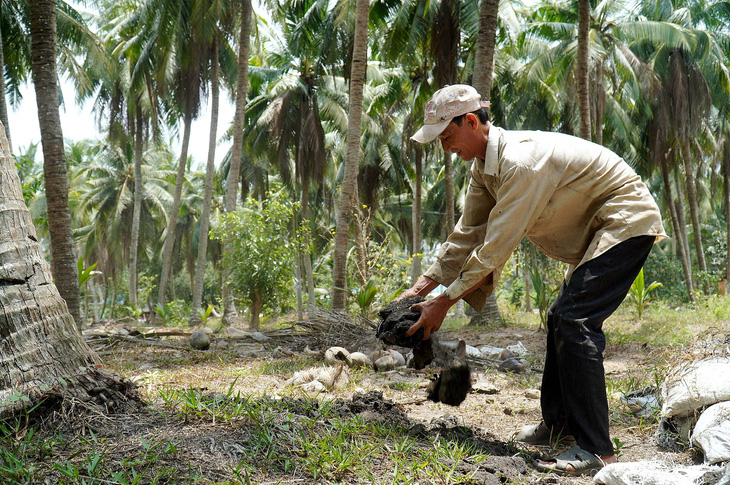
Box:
[4,0,730,330]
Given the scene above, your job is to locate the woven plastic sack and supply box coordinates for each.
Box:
[691,401,730,465]
[661,358,730,418]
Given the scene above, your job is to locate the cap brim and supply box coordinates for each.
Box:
[410,120,451,144]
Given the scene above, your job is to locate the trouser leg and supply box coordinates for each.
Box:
[539,236,655,456]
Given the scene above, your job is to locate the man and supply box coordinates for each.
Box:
[402,84,665,476]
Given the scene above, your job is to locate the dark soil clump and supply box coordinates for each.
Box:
[376,296,427,347]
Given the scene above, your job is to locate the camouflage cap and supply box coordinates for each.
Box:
[411,84,486,144]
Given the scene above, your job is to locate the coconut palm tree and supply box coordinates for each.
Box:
[0,122,129,418]
[28,0,81,325]
[190,0,240,325]
[332,0,369,311]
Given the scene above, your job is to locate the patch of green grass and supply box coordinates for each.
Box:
[389,381,417,392]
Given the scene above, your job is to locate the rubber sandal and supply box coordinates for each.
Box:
[534,445,606,477]
[512,422,575,446]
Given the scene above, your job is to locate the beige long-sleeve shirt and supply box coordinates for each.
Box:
[424,126,667,311]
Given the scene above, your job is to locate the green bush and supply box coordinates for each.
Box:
[211,185,300,327]
[642,246,688,303]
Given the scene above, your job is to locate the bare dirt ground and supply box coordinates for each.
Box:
[14,312,718,484]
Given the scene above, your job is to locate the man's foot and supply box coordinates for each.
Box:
[512,422,575,446]
[535,445,614,476]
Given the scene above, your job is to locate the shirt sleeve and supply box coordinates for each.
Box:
[423,170,496,286]
[443,161,560,300]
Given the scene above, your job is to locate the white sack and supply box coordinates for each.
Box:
[594,461,726,485]
[661,358,730,418]
[691,401,730,464]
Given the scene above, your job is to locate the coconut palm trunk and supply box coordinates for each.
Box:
[725,141,730,284]
[222,0,253,326]
[681,144,707,272]
[332,0,369,311]
[0,122,138,418]
[576,0,591,141]
[129,110,144,308]
[410,146,423,283]
[0,22,11,152]
[191,38,220,326]
[472,0,499,96]
[157,108,193,311]
[660,155,693,298]
[469,0,502,325]
[29,0,81,326]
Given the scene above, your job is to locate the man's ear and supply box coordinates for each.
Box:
[465,113,480,130]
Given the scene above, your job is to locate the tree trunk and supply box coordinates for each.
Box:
[724,140,730,284]
[595,61,605,145]
[250,290,261,330]
[0,122,139,417]
[129,110,144,309]
[299,176,316,312]
[190,38,220,326]
[660,156,693,298]
[331,0,369,311]
[410,146,423,283]
[472,0,499,97]
[222,0,253,326]
[0,22,11,152]
[29,0,81,327]
[444,153,454,235]
[576,0,591,141]
[157,108,192,312]
[681,144,707,273]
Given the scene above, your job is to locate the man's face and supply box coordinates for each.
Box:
[437,115,481,160]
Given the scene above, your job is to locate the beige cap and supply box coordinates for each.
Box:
[411,84,485,143]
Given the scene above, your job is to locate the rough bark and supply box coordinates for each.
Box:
[191,39,220,326]
[129,110,144,308]
[681,144,707,273]
[331,0,369,311]
[472,0,499,97]
[29,0,81,326]
[222,0,253,326]
[576,0,591,141]
[0,122,139,417]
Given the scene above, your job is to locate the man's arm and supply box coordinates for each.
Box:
[398,275,440,299]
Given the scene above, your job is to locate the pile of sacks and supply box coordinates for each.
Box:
[595,355,730,485]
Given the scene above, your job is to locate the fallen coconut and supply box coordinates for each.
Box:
[324,346,353,366]
[190,330,210,350]
[349,352,372,367]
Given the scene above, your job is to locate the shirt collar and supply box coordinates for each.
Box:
[483,124,501,176]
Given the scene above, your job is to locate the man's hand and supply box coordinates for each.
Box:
[405,293,456,340]
[398,275,439,300]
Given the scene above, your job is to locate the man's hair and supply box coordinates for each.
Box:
[452,107,490,126]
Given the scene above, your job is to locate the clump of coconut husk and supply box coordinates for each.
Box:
[376,298,472,406]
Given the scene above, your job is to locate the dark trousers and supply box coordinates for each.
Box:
[540,235,655,456]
